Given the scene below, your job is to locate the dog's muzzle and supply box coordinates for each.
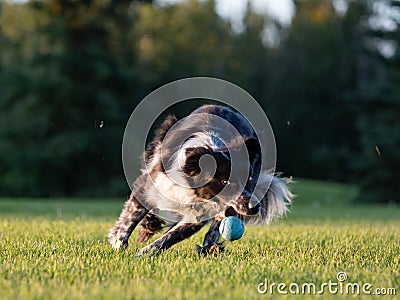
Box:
[226,195,261,217]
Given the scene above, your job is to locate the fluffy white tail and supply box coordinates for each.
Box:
[245,172,294,225]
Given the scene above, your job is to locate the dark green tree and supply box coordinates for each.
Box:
[0,0,143,196]
[264,0,367,181]
[133,0,269,115]
[353,0,400,203]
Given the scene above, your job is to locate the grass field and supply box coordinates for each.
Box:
[1,179,399,299]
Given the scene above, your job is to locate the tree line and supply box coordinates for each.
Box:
[0,0,398,203]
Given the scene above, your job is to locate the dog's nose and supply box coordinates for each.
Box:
[248,197,260,209]
[249,203,261,214]
[240,195,261,215]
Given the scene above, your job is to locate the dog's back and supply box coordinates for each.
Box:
[191,105,257,141]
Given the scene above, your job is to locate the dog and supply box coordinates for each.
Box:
[108,104,293,255]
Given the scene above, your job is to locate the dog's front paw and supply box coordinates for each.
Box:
[196,242,225,256]
[137,244,159,256]
[109,237,128,250]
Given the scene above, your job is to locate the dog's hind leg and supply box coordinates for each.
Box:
[137,221,206,255]
[137,212,166,244]
[196,219,225,255]
[108,193,148,249]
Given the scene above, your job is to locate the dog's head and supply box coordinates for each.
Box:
[149,105,293,224]
[181,136,262,217]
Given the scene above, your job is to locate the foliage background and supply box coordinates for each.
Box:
[0,0,399,203]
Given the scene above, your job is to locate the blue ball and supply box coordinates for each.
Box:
[219,216,245,241]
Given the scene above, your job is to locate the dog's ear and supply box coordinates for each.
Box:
[182,147,212,177]
[245,138,261,163]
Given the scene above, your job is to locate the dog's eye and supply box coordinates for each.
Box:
[222,179,229,186]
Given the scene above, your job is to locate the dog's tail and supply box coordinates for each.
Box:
[245,172,294,225]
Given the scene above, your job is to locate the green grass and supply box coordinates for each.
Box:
[1,179,399,299]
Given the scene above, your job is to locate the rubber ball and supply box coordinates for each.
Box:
[219,216,245,241]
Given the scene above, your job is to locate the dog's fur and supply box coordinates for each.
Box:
[108,105,293,255]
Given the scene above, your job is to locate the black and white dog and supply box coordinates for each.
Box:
[108,105,293,255]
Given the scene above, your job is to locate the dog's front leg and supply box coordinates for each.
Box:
[108,193,149,250]
[196,219,225,255]
[138,221,206,256]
